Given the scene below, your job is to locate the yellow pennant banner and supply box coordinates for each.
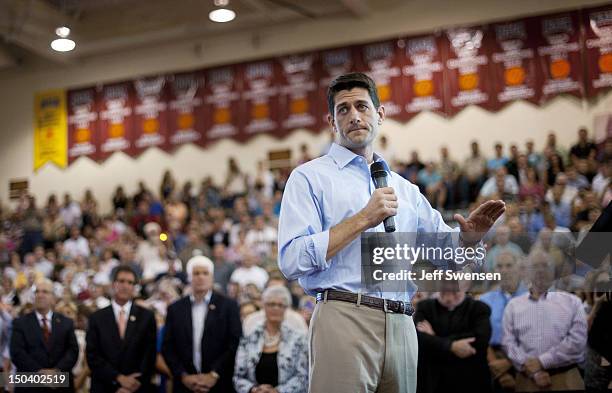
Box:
[33,90,67,171]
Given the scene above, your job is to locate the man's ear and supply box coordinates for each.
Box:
[327,114,337,133]
[377,105,386,124]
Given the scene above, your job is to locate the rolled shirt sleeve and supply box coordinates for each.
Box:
[278,170,330,280]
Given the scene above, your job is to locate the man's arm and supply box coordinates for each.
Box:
[9,318,44,371]
[85,314,120,382]
[537,297,587,369]
[278,170,396,280]
[501,302,530,370]
[138,311,158,381]
[210,299,242,378]
[161,305,186,378]
[55,319,79,371]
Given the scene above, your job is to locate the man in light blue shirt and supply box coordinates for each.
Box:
[278,72,505,393]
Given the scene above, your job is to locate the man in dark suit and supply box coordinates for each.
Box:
[414,281,492,393]
[86,265,157,393]
[10,278,79,392]
[162,256,242,393]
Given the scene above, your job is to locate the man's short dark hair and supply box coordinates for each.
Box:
[112,265,138,284]
[327,72,380,117]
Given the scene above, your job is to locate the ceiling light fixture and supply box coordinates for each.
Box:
[51,25,76,52]
[209,0,236,23]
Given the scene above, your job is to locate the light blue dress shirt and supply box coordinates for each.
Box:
[278,142,459,302]
[479,283,527,346]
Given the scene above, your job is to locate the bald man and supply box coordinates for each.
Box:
[10,278,79,392]
[162,256,242,393]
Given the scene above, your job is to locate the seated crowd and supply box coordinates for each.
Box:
[0,128,610,393]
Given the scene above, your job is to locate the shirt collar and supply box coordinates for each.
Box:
[327,142,391,172]
[36,310,53,322]
[112,300,132,315]
[528,287,549,301]
[190,291,212,305]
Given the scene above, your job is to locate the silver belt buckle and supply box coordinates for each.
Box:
[383,299,392,313]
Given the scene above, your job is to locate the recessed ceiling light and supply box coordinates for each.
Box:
[51,38,76,52]
[209,8,236,23]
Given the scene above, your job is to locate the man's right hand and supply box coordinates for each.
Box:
[489,358,512,377]
[533,371,552,387]
[358,187,398,228]
[116,373,141,392]
[182,374,207,392]
[450,337,476,358]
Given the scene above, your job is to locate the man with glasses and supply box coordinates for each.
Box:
[86,266,157,393]
[9,278,79,392]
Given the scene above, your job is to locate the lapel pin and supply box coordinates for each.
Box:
[130,315,136,322]
[209,304,216,311]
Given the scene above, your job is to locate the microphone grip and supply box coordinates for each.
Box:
[383,216,396,233]
[372,175,396,232]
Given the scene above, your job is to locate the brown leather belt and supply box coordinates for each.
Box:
[316,289,414,316]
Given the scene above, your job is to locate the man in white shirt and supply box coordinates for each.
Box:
[60,194,82,228]
[230,251,269,290]
[63,226,90,259]
[245,215,278,258]
[162,256,242,393]
[86,266,157,393]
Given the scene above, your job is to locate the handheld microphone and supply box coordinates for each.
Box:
[370,161,396,233]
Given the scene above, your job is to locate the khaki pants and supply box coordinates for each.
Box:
[515,367,584,392]
[308,298,418,393]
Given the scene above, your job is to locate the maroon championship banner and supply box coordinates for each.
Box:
[67,88,99,164]
[98,82,135,162]
[401,34,446,119]
[241,60,281,140]
[535,12,584,101]
[490,19,541,106]
[277,53,322,134]
[355,40,406,120]
[56,5,612,167]
[203,65,243,144]
[442,25,496,114]
[583,4,612,97]
[132,76,169,155]
[319,47,359,124]
[167,72,205,149]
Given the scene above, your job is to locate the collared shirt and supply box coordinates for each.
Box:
[502,290,587,371]
[111,300,132,328]
[35,310,53,333]
[191,291,212,373]
[479,283,527,346]
[278,142,457,302]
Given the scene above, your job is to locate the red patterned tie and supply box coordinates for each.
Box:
[42,316,50,346]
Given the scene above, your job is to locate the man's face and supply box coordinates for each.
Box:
[191,265,213,294]
[437,291,464,310]
[34,281,55,313]
[495,254,519,288]
[328,87,384,151]
[529,253,555,290]
[112,271,136,304]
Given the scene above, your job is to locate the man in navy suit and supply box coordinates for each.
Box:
[10,278,79,392]
[162,256,242,393]
[86,265,157,393]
